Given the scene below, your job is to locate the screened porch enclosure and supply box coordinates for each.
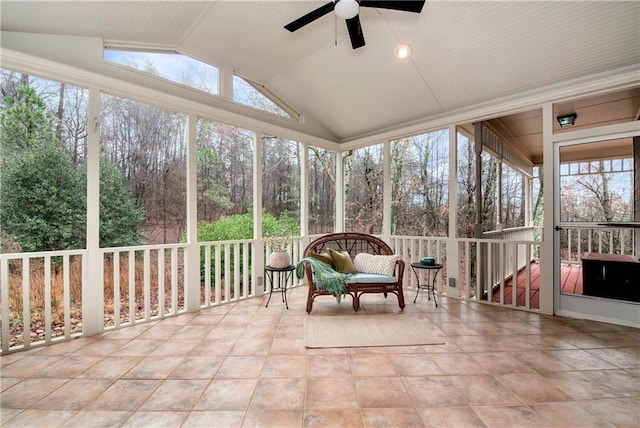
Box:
[1,52,640,354]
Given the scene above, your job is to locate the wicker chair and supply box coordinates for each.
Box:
[302,232,405,313]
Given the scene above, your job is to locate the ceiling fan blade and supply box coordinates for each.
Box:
[345,15,365,49]
[284,2,335,32]
[359,0,426,13]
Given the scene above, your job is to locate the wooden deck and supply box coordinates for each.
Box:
[492,261,583,309]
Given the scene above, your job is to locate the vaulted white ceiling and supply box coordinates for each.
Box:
[2,0,639,149]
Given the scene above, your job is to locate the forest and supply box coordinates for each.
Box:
[0,68,515,254]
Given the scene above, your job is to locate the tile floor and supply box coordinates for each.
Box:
[1,285,639,427]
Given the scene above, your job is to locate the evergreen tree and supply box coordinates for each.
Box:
[98,153,145,247]
[0,86,85,251]
[1,84,146,252]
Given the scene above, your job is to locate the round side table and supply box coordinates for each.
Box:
[264,264,295,309]
[410,262,443,307]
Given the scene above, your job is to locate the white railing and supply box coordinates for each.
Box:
[458,238,541,310]
[1,232,547,354]
[389,235,448,293]
[100,244,189,330]
[0,249,87,353]
[559,225,636,263]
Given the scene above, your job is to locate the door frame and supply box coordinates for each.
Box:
[553,122,640,327]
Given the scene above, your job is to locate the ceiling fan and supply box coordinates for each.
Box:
[284,0,426,50]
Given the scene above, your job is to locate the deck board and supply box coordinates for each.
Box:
[492,261,583,309]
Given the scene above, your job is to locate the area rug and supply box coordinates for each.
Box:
[304,315,445,348]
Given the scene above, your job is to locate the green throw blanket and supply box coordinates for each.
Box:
[296,257,352,303]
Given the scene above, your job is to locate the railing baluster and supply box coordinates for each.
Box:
[157,249,165,318]
[215,244,222,304]
[171,247,178,314]
[128,250,135,324]
[205,245,211,305]
[22,258,30,348]
[144,249,151,321]
[1,258,9,352]
[113,251,121,328]
[65,255,73,338]
[44,255,52,343]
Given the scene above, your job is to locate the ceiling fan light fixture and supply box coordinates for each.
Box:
[335,0,359,19]
[395,44,412,59]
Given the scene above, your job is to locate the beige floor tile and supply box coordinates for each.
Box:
[121,410,188,427]
[139,379,208,410]
[123,356,184,379]
[269,338,306,355]
[473,404,549,428]
[215,356,265,378]
[69,339,129,356]
[349,354,397,377]
[470,352,534,374]
[242,408,302,428]
[194,378,257,410]
[110,339,162,356]
[354,377,412,408]
[545,349,618,371]
[529,401,613,427]
[361,407,425,427]
[86,379,161,410]
[448,375,522,406]
[307,355,351,377]
[260,355,307,378]
[402,376,466,407]
[303,409,364,427]
[249,378,305,409]
[430,353,489,375]
[1,355,62,378]
[391,354,443,376]
[305,377,359,409]
[230,338,273,356]
[1,378,69,408]
[34,378,113,409]
[0,377,22,392]
[182,410,245,427]
[190,337,237,356]
[586,346,640,368]
[417,406,487,428]
[77,356,143,379]
[2,409,76,427]
[587,397,640,427]
[149,339,201,357]
[62,410,132,427]
[39,355,102,378]
[494,372,572,404]
[168,356,224,379]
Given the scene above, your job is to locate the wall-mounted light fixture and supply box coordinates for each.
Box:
[557,113,577,127]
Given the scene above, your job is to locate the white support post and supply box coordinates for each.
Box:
[83,86,103,335]
[253,131,265,296]
[382,140,392,240]
[185,113,200,312]
[219,64,234,100]
[540,102,555,315]
[335,151,346,232]
[447,125,460,297]
[300,144,309,239]
[496,160,503,231]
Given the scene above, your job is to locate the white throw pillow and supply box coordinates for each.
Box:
[353,253,399,277]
